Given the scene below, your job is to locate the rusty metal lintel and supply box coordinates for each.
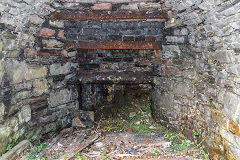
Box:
[65,41,162,50]
[51,10,168,21]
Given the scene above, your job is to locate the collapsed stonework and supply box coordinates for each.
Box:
[0,0,239,159]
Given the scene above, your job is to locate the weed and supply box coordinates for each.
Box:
[101,152,107,160]
[192,131,199,139]
[23,140,47,160]
[103,125,117,131]
[76,152,84,160]
[130,124,152,133]
[6,144,12,151]
[165,133,191,153]
[153,149,160,155]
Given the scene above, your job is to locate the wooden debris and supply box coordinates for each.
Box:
[0,140,32,160]
[58,133,99,160]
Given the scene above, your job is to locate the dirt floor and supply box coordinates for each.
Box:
[17,91,208,160]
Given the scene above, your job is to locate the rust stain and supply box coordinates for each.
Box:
[229,120,240,137]
[154,50,160,64]
[64,41,162,50]
[51,10,168,20]
[211,109,227,130]
[143,139,152,143]
[38,50,64,56]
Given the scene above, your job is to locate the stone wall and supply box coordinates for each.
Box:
[0,0,240,159]
[0,0,162,155]
[152,0,240,159]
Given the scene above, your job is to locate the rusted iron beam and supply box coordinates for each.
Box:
[65,41,162,50]
[154,50,161,64]
[78,71,154,84]
[51,10,168,20]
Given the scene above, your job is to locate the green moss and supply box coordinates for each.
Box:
[129,124,152,133]
[25,126,42,142]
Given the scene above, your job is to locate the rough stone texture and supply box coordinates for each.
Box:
[0,0,239,159]
[152,0,240,159]
[0,140,32,160]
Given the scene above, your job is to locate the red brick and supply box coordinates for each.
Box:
[91,3,112,10]
[57,30,65,39]
[38,51,51,56]
[39,28,56,37]
[25,48,37,57]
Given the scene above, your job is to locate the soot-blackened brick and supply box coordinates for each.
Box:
[103,57,122,62]
[82,28,99,35]
[135,36,145,41]
[65,20,163,42]
[68,28,82,34]
[123,35,134,41]
[53,74,65,83]
[163,28,174,36]
[78,35,89,41]
[0,23,6,30]
[108,35,122,41]
[79,64,100,70]
[123,57,134,62]
[87,21,102,28]
[66,34,78,40]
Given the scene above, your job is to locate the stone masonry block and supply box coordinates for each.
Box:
[42,39,64,48]
[50,62,71,76]
[98,0,131,3]
[173,82,194,98]
[223,91,240,122]
[24,48,37,57]
[0,103,5,121]
[39,28,56,37]
[121,3,139,10]
[166,36,186,43]
[159,66,183,76]
[49,20,64,28]
[18,105,31,124]
[25,66,47,80]
[74,0,97,3]
[210,50,235,63]
[33,79,49,96]
[5,60,27,84]
[57,30,65,39]
[49,89,71,107]
[91,3,112,10]
[173,28,189,36]
[139,2,162,9]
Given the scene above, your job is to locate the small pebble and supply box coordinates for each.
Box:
[89,151,102,155]
[135,121,141,125]
[129,112,137,118]
[95,142,105,149]
[149,125,156,129]
[163,142,171,148]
